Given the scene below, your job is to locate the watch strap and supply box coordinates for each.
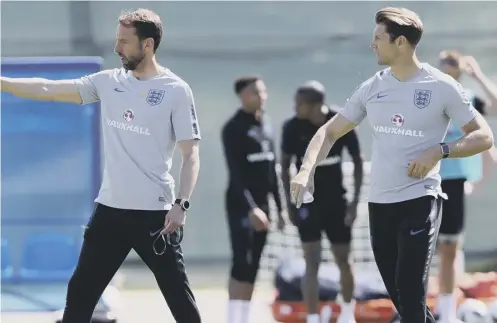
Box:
[440,143,450,159]
[174,199,190,211]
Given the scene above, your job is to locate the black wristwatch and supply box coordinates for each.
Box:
[175,199,190,211]
[440,143,450,159]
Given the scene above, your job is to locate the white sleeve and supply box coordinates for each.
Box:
[339,80,369,125]
[171,83,201,141]
[443,79,478,127]
[74,70,109,105]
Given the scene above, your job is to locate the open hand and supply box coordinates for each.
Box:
[290,168,314,208]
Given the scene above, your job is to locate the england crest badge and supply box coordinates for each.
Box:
[413,89,432,109]
[146,89,165,106]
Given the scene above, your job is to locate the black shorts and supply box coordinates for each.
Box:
[295,196,350,244]
[439,179,465,240]
[226,205,269,283]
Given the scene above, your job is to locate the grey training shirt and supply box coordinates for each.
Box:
[74,68,201,210]
[340,64,478,203]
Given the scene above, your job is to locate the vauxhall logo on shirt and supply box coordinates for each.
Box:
[373,113,425,138]
[105,109,151,136]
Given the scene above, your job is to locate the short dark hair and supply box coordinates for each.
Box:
[296,88,324,105]
[297,81,325,105]
[119,9,163,52]
[375,7,424,47]
[234,76,260,94]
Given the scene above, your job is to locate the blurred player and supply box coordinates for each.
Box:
[436,50,497,323]
[281,81,363,323]
[221,76,286,323]
[290,7,494,323]
[1,9,202,323]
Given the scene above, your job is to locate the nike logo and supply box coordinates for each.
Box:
[377,93,388,99]
[149,228,163,236]
[410,228,426,235]
[114,88,125,92]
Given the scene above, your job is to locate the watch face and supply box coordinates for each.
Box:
[441,144,450,158]
[182,200,190,210]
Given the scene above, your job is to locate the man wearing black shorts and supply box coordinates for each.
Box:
[221,76,286,323]
[1,9,202,323]
[291,7,494,323]
[436,50,497,323]
[281,81,363,323]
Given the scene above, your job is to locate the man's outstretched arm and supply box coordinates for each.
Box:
[300,80,369,173]
[300,114,359,173]
[291,79,369,206]
[1,77,85,104]
[292,114,359,207]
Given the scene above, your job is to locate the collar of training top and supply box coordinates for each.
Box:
[238,108,265,121]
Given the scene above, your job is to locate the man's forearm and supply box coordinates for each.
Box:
[1,77,55,101]
[300,126,335,172]
[177,153,200,200]
[448,130,494,158]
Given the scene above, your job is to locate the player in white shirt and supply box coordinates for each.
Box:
[290,7,494,323]
[1,9,202,323]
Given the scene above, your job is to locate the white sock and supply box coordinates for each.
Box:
[239,300,250,323]
[338,299,356,322]
[320,305,332,323]
[227,300,241,323]
[438,293,457,321]
[307,313,319,323]
[341,299,356,316]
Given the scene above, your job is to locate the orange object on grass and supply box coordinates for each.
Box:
[272,280,466,323]
[271,272,496,323]
[458,272,497,298]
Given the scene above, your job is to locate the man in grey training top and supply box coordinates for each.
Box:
[291,7,494,323]
[1,9,202,323]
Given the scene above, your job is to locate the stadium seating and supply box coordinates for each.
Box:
[19,232,79,282]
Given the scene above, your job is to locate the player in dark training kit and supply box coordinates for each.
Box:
[291,7,494,323]
[221,76,286,323]
[281,81,363,323]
